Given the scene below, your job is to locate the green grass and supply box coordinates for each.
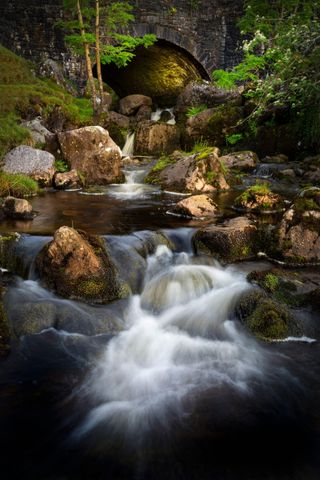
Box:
[0,172,39,197]
[151,155,174,172]
[0,44,93,160]
[186,104,208,117]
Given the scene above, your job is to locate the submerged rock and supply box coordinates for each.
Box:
[2,145,55,187]
[171,194,218,218]
[147,148,229,193]
[2,196,34,220]
[193,216,257,262]
[57,126,123,185]
[36,226,130,303]
[135,121,180,155]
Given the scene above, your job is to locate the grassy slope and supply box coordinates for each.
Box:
[0,45,93,160]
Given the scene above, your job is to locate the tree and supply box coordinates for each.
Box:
[212,0,320,149]
[59,1,156,114]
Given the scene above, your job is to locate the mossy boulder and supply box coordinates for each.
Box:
[193,216,257,263]
[234,183,284,213]
[278,189,320,262]
[145,148,229,193]
[236,289,296,340]
[35,226,131,304]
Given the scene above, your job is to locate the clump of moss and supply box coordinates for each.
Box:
[0,172,39,198]
[77,279,109,299]
[246,298,290,339]
[234,182,283,212]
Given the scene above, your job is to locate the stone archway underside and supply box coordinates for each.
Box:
[96,40,210,106]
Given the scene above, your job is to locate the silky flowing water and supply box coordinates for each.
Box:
[0,164,319,480]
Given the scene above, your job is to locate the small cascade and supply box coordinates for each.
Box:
[122,132,135,157]
[107,164,160,199]
[151,107,176,125]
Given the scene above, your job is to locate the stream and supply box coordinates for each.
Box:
[0,162,320,480]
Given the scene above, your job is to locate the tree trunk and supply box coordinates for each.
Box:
[76,0,97,112]
[95,0,104,111]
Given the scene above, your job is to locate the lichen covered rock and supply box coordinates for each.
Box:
[57,126,123,185]
[171,194,218,218]
[193,216,257,262]
[234,183,284,213]
[36,226,130,303]
[2,196,34,219]
[53,170,81,190]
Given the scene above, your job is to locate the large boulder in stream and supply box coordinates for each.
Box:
[171,194,218,218]
[278,190,320,263]
[146,148,229,193]
[119,94,152,116]
[57,126,123,185]
[2,196,34,220]
[36,226,131,303]
[135,121,180,155]
[193,216,257,262]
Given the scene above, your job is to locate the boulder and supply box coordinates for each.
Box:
[146,148,229,193]
[53,170,81,190]
[135,105,152,123]
[185,104,244,147]
[57,126,123,185]
[35,226,130,303]
[279,208,320,263]
[21,117,53,145]
[2,196,34,220]
[219,151,259,172]
[193,216,257,262]
[171,194,218,218]
[234,184,284,213]
[175,81,241,115]
[119,94,152,116]
[262,154,289,164]
[11,302,57,338]
[135,122,180,155]
[2,146,55,187]
[236,290,296,340]
[104,111,130,130]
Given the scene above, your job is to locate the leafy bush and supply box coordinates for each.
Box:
[0,172,39,197]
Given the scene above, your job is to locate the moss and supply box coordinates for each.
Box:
[77,278,109,299]
[145,155,176,184]
[246,299,290,339]
[0,44,93,160]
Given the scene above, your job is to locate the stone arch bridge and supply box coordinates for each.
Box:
[0,0,243,104]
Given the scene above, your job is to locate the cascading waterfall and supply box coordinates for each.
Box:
[107,164,159,199]
[151,107,176,124]
[74,244,270,441]
[122,132,135,157]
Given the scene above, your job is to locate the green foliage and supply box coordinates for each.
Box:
[61,1,156,69]
[151,155,174,172]
[0,172,39,198]
[211,0,320,149]
[54,159,69,173]
[264,273,279,293]
[186,104,208,117]
[226,133,243,145]
[0,45,93,159]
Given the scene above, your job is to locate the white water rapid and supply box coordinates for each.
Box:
[151,107,176,124]
[107,165,159,199]
[75,245,269,441]
[122,132,135,157]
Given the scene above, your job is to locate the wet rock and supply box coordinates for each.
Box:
[57,126,123,185]
[53,170,81,190]
[2,196,34,220]
[236,289,296,340]
[171,194,218,218]
[147,148,229,193]
[135,105,152,122]
[135,121,180,155]
[278,189,320,263]
[10,302,57,338]
[175,81,241,115]
[262,154,289,164]
[2,145,55,187]
[104,111,130,130]
[278,168,296,179]
[36,226,131,304]
[219,151,259,172]
[21,117,53,145]
[234,183,284,213]
[193,216,257,262]
[119,94,152,116]
[0,233,22,274]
